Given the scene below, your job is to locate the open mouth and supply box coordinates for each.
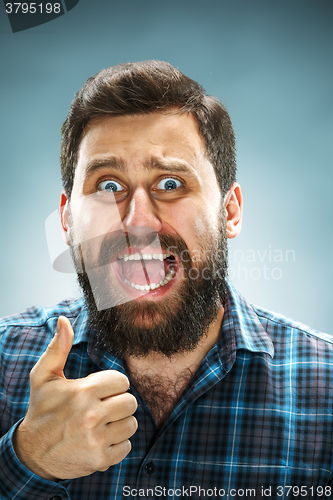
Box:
[116,251,177,291]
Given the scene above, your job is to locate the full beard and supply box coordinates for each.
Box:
[71,225,229,358]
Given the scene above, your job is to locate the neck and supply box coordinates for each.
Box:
[125,306,224,427]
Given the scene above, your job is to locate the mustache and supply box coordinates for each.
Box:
[77,230,191,268]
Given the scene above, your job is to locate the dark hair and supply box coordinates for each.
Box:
[60,60,236,198]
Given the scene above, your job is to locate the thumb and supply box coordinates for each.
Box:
[32,316,74,384]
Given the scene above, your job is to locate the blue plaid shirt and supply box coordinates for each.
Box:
[1,285,333,500]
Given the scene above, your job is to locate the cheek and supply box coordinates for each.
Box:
[162,202,220,257]
[192,215,219,262]
[70,210,95,245]
[70,199,124,243]
[195,209,221,238]
[191,197,221,237]
[160,203,197,239]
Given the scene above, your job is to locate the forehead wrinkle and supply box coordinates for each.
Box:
[81,155,203,184]
[144,157,198,177]
[83,157,126,181]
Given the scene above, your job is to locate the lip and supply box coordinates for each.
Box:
[111,251,181,300]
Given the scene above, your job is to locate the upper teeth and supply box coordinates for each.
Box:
[118,253,171,261]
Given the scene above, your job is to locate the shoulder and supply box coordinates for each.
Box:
[249,302,333,369]
[0,298,83,328]
[227,285,333,363]
[252,302,333,345]
[0,298,85,352]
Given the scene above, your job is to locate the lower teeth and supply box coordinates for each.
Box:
[123,268,175,291]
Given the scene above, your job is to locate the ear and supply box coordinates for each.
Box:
[224,183,243,239]
[60,190,71,245]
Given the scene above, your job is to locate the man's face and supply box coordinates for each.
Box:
[61,110,234,357]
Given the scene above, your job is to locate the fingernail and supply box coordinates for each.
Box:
[56,317,62,334]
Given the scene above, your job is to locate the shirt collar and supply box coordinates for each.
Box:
[217,284,274,372]
[70,299,126,371]
[70,299,90,345]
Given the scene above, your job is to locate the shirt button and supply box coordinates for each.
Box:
[144,462,156,475]
[50,496,62,500]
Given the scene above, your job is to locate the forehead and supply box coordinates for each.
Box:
[76,111,208,170]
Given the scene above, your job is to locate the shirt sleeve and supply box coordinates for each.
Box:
[0,420,71,500]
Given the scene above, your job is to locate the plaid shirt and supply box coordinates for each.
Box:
[1,285,333,500]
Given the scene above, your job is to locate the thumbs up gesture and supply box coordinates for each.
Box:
[13,317,138,481]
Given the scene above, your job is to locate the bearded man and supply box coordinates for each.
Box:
[1,61,333,500]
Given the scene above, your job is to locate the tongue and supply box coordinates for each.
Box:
[122,260,166,285]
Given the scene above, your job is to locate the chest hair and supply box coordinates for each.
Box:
[131,367,195,428]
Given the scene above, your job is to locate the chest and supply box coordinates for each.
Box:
[130,367,194,427]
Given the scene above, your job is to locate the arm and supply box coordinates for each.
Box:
[0,422,71,500]
[1,317,137,497]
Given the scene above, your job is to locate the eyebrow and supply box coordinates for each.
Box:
[84,157,126,181]
[83,156,197,180]
[144,157,196,176]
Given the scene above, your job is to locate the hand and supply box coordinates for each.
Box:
[13,316,138,481]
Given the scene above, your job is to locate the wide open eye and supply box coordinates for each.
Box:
[98,180,125,192]
[156,178,182,191]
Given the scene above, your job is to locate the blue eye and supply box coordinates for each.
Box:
[157,178,182,191]
[99,180,124,192]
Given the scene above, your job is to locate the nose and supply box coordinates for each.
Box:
[122,187,162,234]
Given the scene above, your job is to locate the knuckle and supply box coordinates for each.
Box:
[123,393,137,414]
[127,415,138,430]
[81,409,100,430]
[75,379,100,403]
[85,370,130,395]
[80,378,99,397]
[126,416,138,436]
[123,439,132,457]
[101,448,113,467]
[96,456,110,471]
[112,371,130,391]
[69,387,89,411]
[131,416,138,432]
[110,440,132,465]
[86,432,103,451]
[125,439,132,454]
[98,465,110,472]
[45,341,57,353]
[129,394,138,413]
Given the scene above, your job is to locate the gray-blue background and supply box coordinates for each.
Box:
[0,0,332,334]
